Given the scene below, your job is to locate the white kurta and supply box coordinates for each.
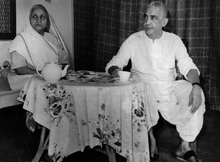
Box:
[106,31,198,93]
[106,31,205,142]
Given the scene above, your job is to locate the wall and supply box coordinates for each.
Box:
[0,0,74,69]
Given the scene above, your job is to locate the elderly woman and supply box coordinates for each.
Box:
[8,4,69,90]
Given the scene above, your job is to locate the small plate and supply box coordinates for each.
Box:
[77,70,100,79]
[114,78,133,83]
[65,75,78,80]
[77,70,96,75]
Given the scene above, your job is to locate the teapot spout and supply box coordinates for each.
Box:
[62,65,70,77]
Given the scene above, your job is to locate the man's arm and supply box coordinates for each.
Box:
[186,69,200,84]
[186,69,202,114]
[106,40,131,76]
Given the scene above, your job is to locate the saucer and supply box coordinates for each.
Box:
[66,73,80,77]
[114,78,133,83]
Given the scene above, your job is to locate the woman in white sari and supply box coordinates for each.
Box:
[8,4,69,90]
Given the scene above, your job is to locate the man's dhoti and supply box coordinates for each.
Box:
[145,80,206,142]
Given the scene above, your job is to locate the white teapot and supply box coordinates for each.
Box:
[37,62,69,82]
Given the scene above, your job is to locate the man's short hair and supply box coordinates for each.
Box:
[147,1,168,18]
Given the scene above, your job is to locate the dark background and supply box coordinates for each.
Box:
[74,0,220,111]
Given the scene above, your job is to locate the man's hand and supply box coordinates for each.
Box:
[108,66,122,77]
[188,85,202,114]
[111,68,122,77]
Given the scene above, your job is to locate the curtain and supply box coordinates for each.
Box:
[74,0,147,71]
[166,0,220,111]
[74,0,220,111]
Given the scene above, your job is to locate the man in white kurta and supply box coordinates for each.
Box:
[105,1,205,162]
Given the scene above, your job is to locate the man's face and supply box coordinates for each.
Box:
[144,6,167,40]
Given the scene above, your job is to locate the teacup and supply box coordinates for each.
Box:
[118,71,131,82]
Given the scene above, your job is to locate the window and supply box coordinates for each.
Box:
[0,0,16,40]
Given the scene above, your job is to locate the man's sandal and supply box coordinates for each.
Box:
[176,150,202,162]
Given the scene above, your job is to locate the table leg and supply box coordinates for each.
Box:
[105,145,117,162]
[31,127,49,162]
[94,145,117,162]
[191,140,197,153]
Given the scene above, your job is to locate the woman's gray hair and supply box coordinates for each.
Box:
[29,4,50,32]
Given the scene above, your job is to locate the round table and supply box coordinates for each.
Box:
[18,72,150,162]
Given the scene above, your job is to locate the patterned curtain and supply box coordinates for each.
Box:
[74,0,148,71]
[74,0,220,111]
[166,0,220,111]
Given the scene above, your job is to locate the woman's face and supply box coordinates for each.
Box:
[30,7,48,35]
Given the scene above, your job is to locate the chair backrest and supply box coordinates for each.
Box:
[175,60,184,80]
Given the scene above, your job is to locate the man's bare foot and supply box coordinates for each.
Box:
[176,140,202,162]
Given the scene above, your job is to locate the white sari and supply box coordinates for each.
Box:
[8,11,68,90]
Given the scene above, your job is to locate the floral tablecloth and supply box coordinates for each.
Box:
[18,72,150,162]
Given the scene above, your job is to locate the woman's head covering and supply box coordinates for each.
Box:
[27,4,68,53]
[9,4,68,67]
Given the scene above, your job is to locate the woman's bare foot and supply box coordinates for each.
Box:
[150,139,159,160]
[149,128,159,160]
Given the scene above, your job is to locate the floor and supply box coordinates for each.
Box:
[0,105,219,162]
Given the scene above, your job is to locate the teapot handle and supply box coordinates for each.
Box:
[36,64,43,78]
